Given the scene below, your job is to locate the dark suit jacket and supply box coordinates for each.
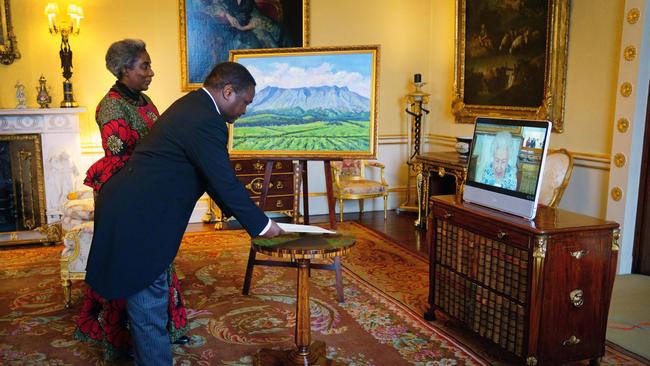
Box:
[85,89,269,299]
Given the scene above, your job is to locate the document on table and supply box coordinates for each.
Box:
[278,223,337,235]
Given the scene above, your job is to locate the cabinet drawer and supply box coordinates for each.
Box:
[432,206,530,249]
[252,195,295,212]
[231,159,293,174]
[238,174,295,196]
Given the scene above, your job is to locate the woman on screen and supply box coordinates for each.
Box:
[481,131,518,190]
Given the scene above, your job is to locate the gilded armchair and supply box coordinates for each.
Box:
[539,148,574,208]
[331,159,389,222]
[60,189,95,308]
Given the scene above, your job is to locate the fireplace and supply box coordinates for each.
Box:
[0,134,46,233]
[0,107,86,246]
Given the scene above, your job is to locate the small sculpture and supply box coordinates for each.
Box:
[15,81,27,109]
[36,75,52,109]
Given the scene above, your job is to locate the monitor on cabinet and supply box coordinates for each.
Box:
[463,117,552,220]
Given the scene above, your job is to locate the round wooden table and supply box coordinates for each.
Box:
[252,233,355,366]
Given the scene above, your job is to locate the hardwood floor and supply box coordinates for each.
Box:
[186,209,430,259]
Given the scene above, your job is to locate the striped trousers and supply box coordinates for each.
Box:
[126,270,172,365]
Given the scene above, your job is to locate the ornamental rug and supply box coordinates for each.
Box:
[0,222,644,366]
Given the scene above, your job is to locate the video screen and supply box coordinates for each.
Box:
[467,121,549,200]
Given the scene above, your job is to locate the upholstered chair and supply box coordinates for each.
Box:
[539,148,574,208]
[330,159,389,222]
[60,189,94,308]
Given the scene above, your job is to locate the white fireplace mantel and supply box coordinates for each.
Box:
[0,107,86,223]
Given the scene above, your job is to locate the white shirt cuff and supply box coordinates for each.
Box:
[258,218,272,236]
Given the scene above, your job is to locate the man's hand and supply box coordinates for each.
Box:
[262,220,284,238]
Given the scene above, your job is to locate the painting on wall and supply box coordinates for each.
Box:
[179,0,309,91]
[229,45,380,160]
[452,0,569,132]
[0,0,20,65]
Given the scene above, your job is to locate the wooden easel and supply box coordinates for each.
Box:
[258,159,337,229]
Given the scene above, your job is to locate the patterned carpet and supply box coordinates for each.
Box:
[0,222,645,365]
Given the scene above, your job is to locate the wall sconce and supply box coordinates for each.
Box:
[45,3,84,108]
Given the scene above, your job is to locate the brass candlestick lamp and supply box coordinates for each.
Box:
[399,74,430,227]
[45,3,84,108]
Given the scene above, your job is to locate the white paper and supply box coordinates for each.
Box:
[278,223,337,234]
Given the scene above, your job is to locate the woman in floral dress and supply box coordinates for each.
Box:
[74,39,189,360]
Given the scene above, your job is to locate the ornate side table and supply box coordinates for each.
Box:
[252,233,356,366]
[413,151,468,229]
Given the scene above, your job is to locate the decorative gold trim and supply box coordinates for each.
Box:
[617,118,630,133]
[611,187,623,201]
[452,0,570,132]
[620,82,633,97]
[612,228,620,251]
[623,45,637,61]
[533,236,547,259]
[532,235,547,315]
[613,153,626,168]
[627,8,640,24]
[179,0,311,91]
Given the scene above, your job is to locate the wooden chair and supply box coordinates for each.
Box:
[330,159,388,222]
[539,148,574,208]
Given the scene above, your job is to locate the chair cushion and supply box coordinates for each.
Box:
[63,198,95,221]
[337,180,386,195]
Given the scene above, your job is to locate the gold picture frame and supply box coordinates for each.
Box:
[179,0,310,91]
[0,0,20,65]
[228,45,380,160]
[451,0,569,132]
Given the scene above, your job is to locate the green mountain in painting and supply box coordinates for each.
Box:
[232,86,371,152]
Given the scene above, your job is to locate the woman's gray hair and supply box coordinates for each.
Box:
[491,131,513,155]
[105,39,147,79]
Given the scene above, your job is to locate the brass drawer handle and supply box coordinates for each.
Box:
[570,249,589,259]
[443,212,453,219]
[276,200,284,208]
[569,289,584,307]
[234,163,242,172]
[497,231,507,239]
[562,335,581,346]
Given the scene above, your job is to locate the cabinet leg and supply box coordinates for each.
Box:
[424,308,436,321]
[588,358,601,366]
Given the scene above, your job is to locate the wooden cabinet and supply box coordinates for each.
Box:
[424,195,619,365]
[204,159,299,229]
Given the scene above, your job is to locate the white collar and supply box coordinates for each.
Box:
[201,87,221,115]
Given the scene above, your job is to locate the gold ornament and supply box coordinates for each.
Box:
[623,46,636,61]
[620,82,633,97]
[617,118,629,133]
[613,153,626,168]
[627,8,640,24]
[611,187,623,201]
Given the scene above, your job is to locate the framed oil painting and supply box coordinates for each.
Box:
[452,0,569,132]
[229,45,380,160]
[179,0,309,91]
[0,0,20,65]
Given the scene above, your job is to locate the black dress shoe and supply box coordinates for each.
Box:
[173,335,190,345]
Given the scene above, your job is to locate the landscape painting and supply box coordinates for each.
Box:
[229,46,379,159]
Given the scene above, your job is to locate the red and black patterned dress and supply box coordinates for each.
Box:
[74,82,189,360]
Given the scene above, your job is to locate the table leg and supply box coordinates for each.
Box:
[255,259,342,365]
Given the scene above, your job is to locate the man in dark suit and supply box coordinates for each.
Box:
[85,62,283,365]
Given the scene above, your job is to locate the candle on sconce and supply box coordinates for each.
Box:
[414,73,422,83]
